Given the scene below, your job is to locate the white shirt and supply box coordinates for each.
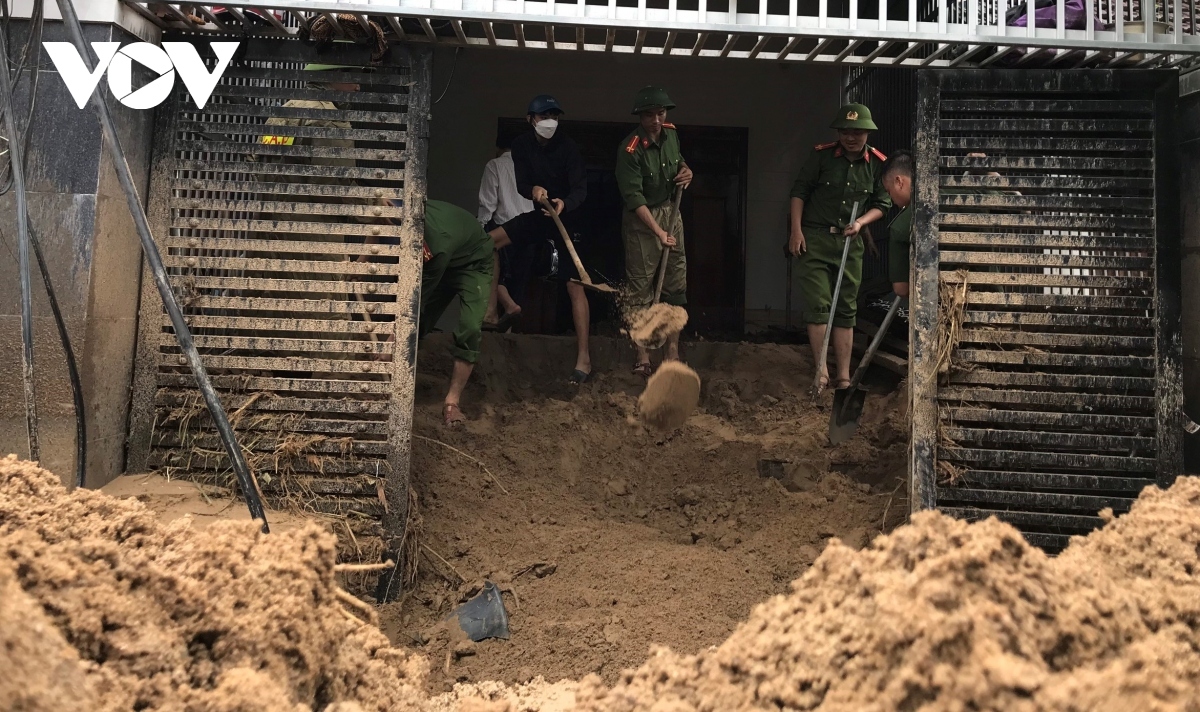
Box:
[477,150,533,226]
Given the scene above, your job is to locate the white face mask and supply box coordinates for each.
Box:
[534,118,558,139]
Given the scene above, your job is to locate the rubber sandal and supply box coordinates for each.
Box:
[569,369,591,384]
[494,310,522,330]
[632,362,653,379]
[834,379,852,390]
[443,403,466,428]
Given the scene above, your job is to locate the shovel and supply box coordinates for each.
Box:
[811,201,860,397]
[828,294,902,445]
[651,183,686,305]
[539,197,617,295]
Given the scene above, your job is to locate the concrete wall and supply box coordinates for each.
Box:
[0,20,154,487]
[426,46,842,320]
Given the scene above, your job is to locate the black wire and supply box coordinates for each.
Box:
[0,15,38,462]
[27,220,87,487]
[433,47,461,104]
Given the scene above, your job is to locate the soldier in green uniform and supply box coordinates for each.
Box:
[788,103,892,392]
[421,200,495,427]
[881,151,915,299]
[616,86,694,376]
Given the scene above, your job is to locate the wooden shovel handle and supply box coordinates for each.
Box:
[538,197,592,285]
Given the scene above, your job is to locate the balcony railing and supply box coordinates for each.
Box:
[129,0,1200,66]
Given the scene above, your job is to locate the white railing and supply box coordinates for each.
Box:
[129,0,1200,66]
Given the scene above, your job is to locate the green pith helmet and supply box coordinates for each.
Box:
[830,103,878,130]
[631,86,676,115]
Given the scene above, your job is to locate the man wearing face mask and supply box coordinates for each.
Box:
[487,94,592,383]
[787,103,891,394]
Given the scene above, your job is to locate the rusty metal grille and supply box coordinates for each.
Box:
[910,70,1182,551]
[128,44,431,528]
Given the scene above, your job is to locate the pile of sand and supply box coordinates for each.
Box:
[637,361,701,431]
[571,477,1200,711]
[6,442,1200,711]
[0,453,428,712]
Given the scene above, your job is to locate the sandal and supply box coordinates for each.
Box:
[833,379,852,391]
[443,403,466,428]
[569,369,592,384]
[632,362,653,379]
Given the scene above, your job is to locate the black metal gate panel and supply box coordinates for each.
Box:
[128,43,431,542]
[911,69,1182,551]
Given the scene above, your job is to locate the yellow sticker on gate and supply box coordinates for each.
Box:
[261,135,295,146]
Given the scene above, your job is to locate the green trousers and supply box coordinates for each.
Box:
[419,253,493,364]
[623,202,686,311]
[794,226,863,328]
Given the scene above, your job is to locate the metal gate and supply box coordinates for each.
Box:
[910,69,1182,550]
[127,41,431,560]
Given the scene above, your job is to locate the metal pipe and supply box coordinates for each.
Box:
[54,0,269,531]
[0,24,40,463]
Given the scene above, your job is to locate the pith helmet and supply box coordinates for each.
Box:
[830,103,878,130]
[632,86,676,114]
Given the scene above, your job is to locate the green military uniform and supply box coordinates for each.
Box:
[790,141,892,327]
[887,205,912,286]
[616,87,687,310]
[420,201,494,364]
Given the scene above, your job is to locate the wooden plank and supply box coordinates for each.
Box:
[942,407,1155,433]
[941,447,1157,473]
[939,251,1152,270]
[940,506,1105,531]
[179,275,400,296]
[960,311,1152,330]
[941,426,1154,451]
[176,199,404,219]
[177,141,406,163]
[169,333,390,356]
[952,469,1157,493]
[938,137,1153,152]
[153,412,389,435]
[943,272,1151,289]
[157,352,392,374]
[938,232,1153,250]
[164,255,401,276]
[176,294,397,315]
[940,193,1154,212]
[1153,74,1185,488]
[939,387,1155,412]
[939,118,1153,132]
[172,218,403,238]
[961,291,1154,310]
[172,179,405,201]
[165,236,400,257]
[943,175,1154,190]
[156,373,392,395]
[957,329,1152,350]
[939,213,1153,231]
[946,371,1155,393]
[189,103,408,124]
[952,350,1154,372]
[179,120,408,144]
[938,98,1154,113]
[173,160,406,182]
[156,391,389,416]
[167,314,391,336]
[936,487,1135,513]
[154,431,390,455]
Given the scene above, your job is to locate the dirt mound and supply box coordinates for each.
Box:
[570,476,1200,712]
[627,304,688,349]
[0,454,428,712]
[637,361,701,431]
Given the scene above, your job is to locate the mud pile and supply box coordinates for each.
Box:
[0,454,428,712]
[571,476,1200,712]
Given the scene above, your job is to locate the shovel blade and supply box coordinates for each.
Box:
[828,386,868,446]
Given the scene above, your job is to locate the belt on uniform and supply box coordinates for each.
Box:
[802,224,847,234]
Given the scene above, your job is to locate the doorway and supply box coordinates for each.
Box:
[495,118,748,337]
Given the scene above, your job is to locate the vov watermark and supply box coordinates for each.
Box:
[43,41,239,110]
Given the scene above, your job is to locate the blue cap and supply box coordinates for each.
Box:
[527,94,564,115]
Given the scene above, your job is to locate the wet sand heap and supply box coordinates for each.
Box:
[3,451,1200,711]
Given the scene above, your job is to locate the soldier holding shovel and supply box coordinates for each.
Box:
[617,86,694,378]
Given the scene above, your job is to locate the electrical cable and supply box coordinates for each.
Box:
[0,16,39,463]
[54,0,268,530]
[433,46,460,104]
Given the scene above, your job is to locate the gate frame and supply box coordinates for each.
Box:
[909,68,1184,516]
[126,39,432,567]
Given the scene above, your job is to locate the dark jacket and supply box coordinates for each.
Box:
[510,130,588,214]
